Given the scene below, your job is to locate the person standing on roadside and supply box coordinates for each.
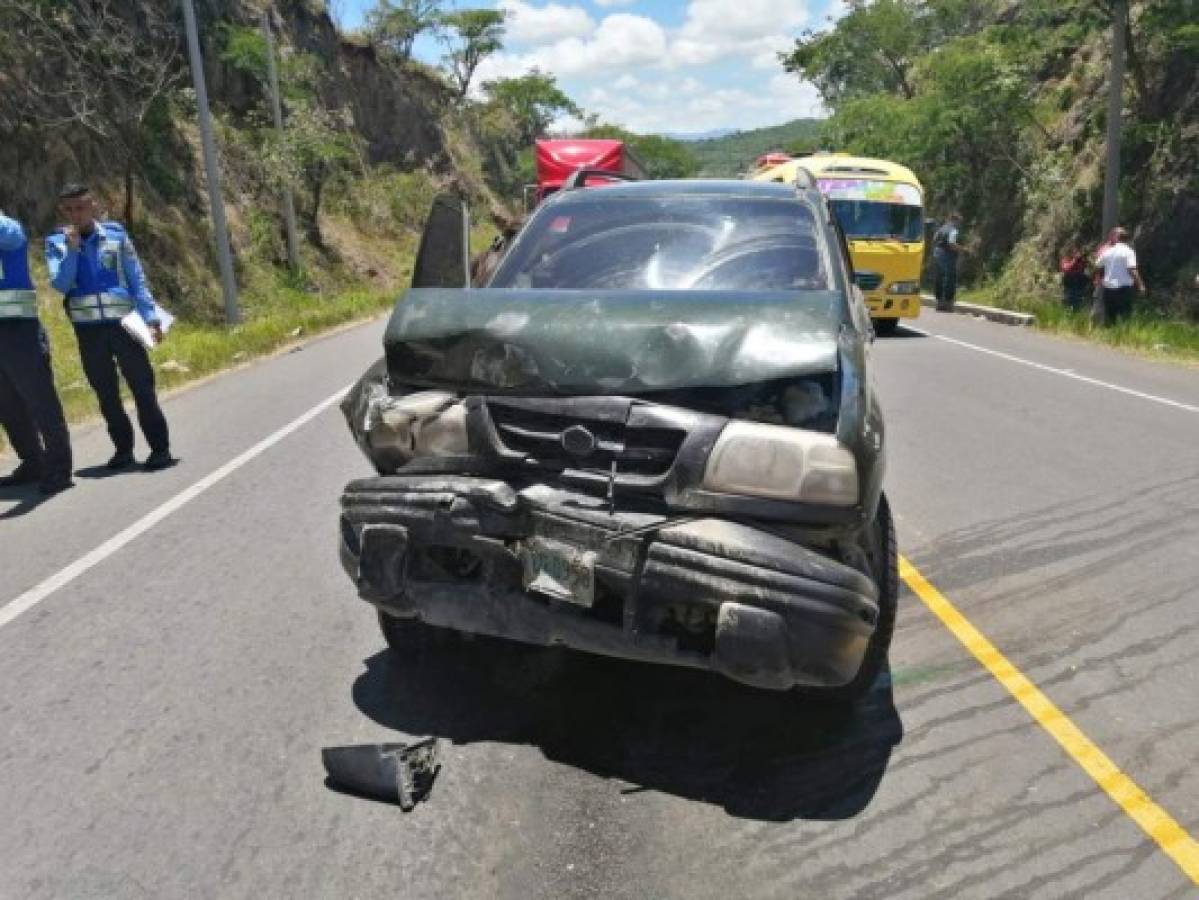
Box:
[932,212,965,312]
[0,209,74,495]
[1059,244,1090,311]
[1090,227,1118,324]
[44,184,175,471]
[1094,226,1144,326]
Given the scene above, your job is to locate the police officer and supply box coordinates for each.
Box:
[932,212,965,312]
[0,210,74,495]
[45,184,174,471]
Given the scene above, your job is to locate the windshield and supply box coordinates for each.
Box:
[829,199,923,242]
[489,194,830,291]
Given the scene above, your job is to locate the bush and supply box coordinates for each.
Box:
[326,167,440,236]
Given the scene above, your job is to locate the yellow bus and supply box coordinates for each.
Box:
[751,153,925,334]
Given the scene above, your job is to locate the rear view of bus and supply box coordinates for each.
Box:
[752,154,925,335]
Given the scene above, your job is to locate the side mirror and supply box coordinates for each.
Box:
[411,193,470,289]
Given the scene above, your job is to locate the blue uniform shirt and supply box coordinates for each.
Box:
[45,222,160,325]
[0,213,36,291]
[0,213,26,254]
[0,213,38,325]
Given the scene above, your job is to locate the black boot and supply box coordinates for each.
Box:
[0,461,41,487]
[106,450,136,470]
[143,449,176,471]
[39,473,74,496]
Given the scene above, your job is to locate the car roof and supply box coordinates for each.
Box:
[546,178,805,202]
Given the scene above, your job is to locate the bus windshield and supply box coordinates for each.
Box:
[829,199,923,242]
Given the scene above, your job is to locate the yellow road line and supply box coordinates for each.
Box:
[899,555,1199,886]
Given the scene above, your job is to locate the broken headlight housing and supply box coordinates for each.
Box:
[702,422,859,506]
[361,390,470,471]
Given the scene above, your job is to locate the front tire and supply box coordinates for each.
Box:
[814,494,898,703]
[873,317,900,336]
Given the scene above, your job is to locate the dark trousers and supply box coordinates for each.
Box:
[934,254,958,309]
[0,320,73,479]
[1103,286,1134,324]
[1062,275,1089,310]
[75,323,169,455]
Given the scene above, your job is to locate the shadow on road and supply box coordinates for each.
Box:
[0,483,46,519]
[74,465,125,481]
[351,634,903,822]
[883,325,927,339]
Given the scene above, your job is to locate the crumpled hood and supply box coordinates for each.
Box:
[383,288,845,394]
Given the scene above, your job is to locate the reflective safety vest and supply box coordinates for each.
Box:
[63,224,135,324]
[0,227,37,320]
[66,291,134,323]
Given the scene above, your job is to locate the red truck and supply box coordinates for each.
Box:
[530,138,647,207]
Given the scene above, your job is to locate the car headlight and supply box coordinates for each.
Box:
[887,281,920,295]
[702,422,859,506]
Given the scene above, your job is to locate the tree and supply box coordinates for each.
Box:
[782,0,924,102]
[220,32,362,245]
[366,0,442,63]
[482,71,580,145]
[580,125,700,179]
[439,9,506,101]
[266,101,361,241]
[0,0,182,224]
[781,0,1003,105]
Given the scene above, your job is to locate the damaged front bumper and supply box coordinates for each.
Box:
[340,475,880,691]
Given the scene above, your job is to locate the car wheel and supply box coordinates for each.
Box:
[810,494,898,703]
[873,317,900,336]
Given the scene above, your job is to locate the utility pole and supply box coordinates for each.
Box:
[262,8,301,275]
[1101,0,1127,235]
[181,0,241,325]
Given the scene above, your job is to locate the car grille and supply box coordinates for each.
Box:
[487,402,685,477]
[855,271,883,291]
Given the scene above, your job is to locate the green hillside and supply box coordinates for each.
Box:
[686,118,825,176]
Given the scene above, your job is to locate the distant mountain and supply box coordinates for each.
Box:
[662,128,737,141]
[685,118,826,177]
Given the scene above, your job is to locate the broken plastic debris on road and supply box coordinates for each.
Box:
[322,739,441,812]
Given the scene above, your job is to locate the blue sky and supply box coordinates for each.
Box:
[333,0,845,134]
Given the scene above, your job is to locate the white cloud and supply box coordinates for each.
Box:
[681,0,809,41]
[669,0,811,67]
[595,0,638,6]
[479,13,668,78]
[498,0,595,47]
[573,70,824,135]
[466,1,831,134]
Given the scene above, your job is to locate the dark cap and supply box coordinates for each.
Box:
[58,182,91,200]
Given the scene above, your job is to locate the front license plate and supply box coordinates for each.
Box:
[520,538,596,608]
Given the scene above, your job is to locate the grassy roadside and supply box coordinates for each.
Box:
[27,281,393,437]
[1,268,395,459]
[960,284,1199,365]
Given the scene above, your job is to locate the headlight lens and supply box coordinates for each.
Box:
[702,422,859,506]
[887,281,920,295]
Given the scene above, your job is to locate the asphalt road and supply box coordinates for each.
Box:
[1,310,1197,899]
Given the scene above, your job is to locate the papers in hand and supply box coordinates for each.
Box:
[120,307,175,351]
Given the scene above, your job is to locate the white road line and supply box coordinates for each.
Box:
[0,385,352,632]
[908,327,1199,415]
